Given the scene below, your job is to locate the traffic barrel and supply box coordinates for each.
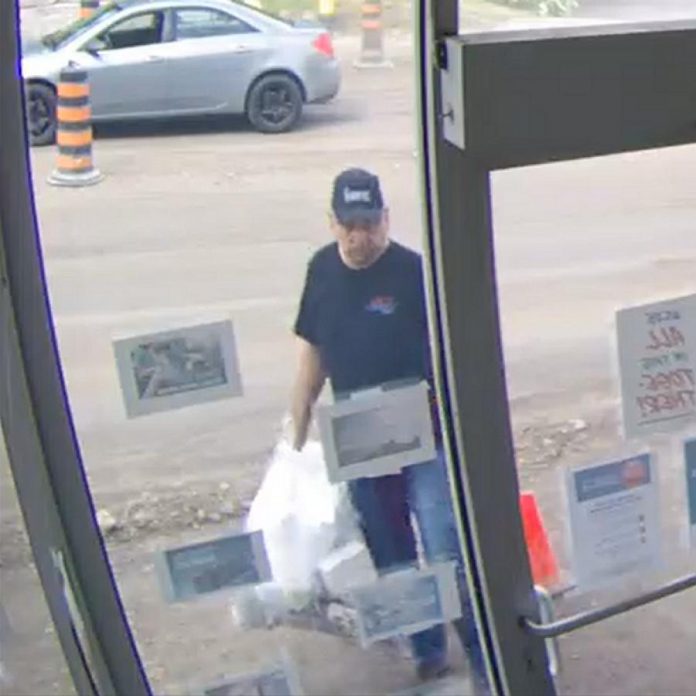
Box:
[354,0,392,68]
[48,66,103,188]
[318,0,336,29]
[520,491,561,590]
[79,0,100,20]
[318,0,336,20]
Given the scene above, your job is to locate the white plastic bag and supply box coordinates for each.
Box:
[246,435,360,607]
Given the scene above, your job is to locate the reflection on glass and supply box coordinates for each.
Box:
[0,435,75,696]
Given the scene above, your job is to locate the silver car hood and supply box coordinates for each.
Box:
[21,48,64,82]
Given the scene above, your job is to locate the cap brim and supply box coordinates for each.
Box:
[335,208,383,226]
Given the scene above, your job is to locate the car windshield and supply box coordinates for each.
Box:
[41,1,120,50]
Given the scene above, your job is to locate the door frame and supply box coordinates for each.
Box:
[417,2,696,695]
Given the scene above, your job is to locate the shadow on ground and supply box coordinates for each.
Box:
[90,105,360,142]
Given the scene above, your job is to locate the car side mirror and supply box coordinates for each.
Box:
[83,37,107,56]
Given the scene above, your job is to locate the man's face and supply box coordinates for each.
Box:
[331,209,389,269]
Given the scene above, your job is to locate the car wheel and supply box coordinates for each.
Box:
[26,82,57,147]
[246,74,303,134]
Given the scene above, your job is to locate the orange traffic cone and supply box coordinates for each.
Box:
[520,491,560,589]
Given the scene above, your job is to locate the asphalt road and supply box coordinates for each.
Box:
[2,15,696,696]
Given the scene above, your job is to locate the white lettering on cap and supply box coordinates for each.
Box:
[343,187,371,204]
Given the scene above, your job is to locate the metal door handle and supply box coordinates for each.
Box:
[524,572,696,639]
[147,55,164,62]
[534,585,561,677]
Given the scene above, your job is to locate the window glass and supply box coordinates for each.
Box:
[23,0,491,689]
[39,1,119,50]
[491,148,696,695]
[175,9,256,39]
[100,12,164,50]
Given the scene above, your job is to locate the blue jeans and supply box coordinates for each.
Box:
[348,452,486,683]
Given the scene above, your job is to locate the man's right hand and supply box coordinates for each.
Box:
[281,414,305,451]
[290,406,311,451]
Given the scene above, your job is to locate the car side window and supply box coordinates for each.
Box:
[174,8,257,40]
[97,11,165,51]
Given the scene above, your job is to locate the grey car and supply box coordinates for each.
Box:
[22,0,341,145]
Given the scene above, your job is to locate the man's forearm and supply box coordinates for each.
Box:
[291,392,313,451]
[290,339,326,450]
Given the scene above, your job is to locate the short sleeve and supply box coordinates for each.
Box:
[293,259,320,345]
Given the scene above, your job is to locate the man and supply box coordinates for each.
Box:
[290,168,487,688]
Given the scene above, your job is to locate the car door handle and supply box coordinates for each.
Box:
[147,55,165,62]
[231,45,253,54]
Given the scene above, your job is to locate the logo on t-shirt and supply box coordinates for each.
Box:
[366,295,397,315]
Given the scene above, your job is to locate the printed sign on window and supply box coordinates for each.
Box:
[566,453,662,589]
[317,381,436,483]
[203,665,302,696]
[685,437,696,550]
[113,320,243,418]
[616,294,696,439]
[350,562,461,647]
[156,530,271,603]
[199,657,302,696]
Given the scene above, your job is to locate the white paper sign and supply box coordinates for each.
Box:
[685,437,696,549]
[317,381,436,483]
[199,660,302,696]
[113,320,243,418]
[350,562,461,647]
[156,530,271,603]
[616,294,696,439]
[194,652,302,696]
[566,453,661,589]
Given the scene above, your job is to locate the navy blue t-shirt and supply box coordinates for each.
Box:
[294,241,433,396]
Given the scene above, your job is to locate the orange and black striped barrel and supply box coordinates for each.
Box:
[358,0,385,65]
[56,68,93,175]
[49,66,102,186]
[79,0,100,20]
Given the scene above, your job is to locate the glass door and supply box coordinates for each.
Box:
[7,0,501,694]
[4,0,696,695]
[419,1,696,694]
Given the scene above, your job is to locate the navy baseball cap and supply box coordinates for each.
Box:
[331,168,385,226]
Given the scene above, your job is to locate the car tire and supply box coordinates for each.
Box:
[26,82,57,147]
[246,74,303,134]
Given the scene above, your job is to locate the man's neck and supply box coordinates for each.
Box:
[338,239,391,270]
